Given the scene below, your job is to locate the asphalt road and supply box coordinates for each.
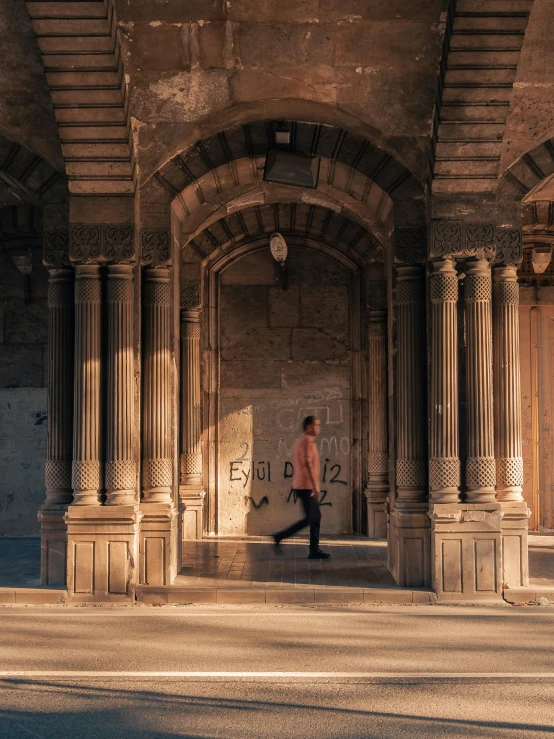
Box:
[2,604,554,738]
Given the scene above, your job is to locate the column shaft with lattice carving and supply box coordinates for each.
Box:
[44,269,74,507]
[430,259,460,503]
[180,309,202,487]
[465,259,495,502]
[493,265,523,502]
[106,265,136,504]
[142,267,172,502]
[395,266,427,505]
[72,264,102,505]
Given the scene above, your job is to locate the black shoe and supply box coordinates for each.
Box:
[308,549,331,560]
[273,535,283,555]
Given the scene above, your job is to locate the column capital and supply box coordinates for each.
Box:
[430,258,458,304]
[69,224,135,265]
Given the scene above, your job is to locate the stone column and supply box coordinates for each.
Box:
[395,266,427,506]
[392,265,430,587]
[180,307,204,539]
[142,267,173,503]
[429,259,460,503]
[464,259,495,502]
[365,310,388,537]
[40,267,74,585]
[105,264,136,505]
[493,265,523,502]
[71,264,102,505]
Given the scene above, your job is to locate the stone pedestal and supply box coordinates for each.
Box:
[140,267,177,585]
[429,503,503,602]
[180,308,204,540]
[391,266,430,587]
[500,502,530,588]
[41,268,74,585]
[364,311,388,538]
[65,505,142,601]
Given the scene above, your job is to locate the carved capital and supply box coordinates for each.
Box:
[494,227,523,266]
[44,230,70,268]
[394,227,427,265]
[141,229,171,267]
[69,224,135,264]
[431,221,462,258]
[431,221,522,263]
[180,282,200,310]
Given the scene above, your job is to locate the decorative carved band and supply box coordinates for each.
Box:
[396,279,422,305]
[70,224,134,264]
[72,460,102,490]
[75,277,101,303]
[182,321,201,339]
[496,457,524,487]
[396,458,426,487]
[105,460,136,491]
[180,283,201,310]
[47,273,73,308]
[466,457,496,488]
[394,227,427,265]
[44,230,70,268]
[368,451,388,475]
[143,279,171,305]
[431,221,522,263]
[465,273,492,302]
[493,280,519,305]
[141,229,171,267]
[142,458,173,488]
[107,278,134,303]
[429,457,460,488]
[45,460,72,490]
[180,453,202,476]
[368,321,386,339]
[431,272,458,302]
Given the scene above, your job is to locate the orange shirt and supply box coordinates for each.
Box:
[292,433,320,490]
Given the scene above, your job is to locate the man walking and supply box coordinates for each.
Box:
[273,416,331,559]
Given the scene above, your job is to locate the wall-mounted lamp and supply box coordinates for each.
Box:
[270,232,288,291]
[531,245,553,274]
[10,249,33,302]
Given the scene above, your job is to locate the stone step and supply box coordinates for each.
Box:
[456,0,534,13]
[46,70,121,89]
[38,36,115,54]
[438,122,505,140]
[436,141,502,158]
[52,89,122,106]
[0,588,66,605]
[445,67,516,85]
[55,107,126,124]
[434,159,500,176]
[448,50,520,67]
[453,16,528,32]
[62,142,130,160]
[59,125,129,142]
[432,177,497,193]
[66,160,134,178]
[26,2,108,19]
[503,587,554,605]
[68,179,135,196]
[43,53,119,71]
[451,34,524,49]
[442,86,513,104]
[441,105,509,122]
[31,19,111,36]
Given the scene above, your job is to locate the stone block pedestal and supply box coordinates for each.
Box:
[65,505,142,602]
[501,502,530,588]
[430,503,504,602]
[390,507,431,587]
[140,503,178,586]
[365,490,387,538]
[180,487,204,541]
[39,508,68,586]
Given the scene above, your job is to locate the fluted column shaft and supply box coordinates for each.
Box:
[45,268,74,508]
[180,309,202,487]
[395,266,427,506]
[142,267,173,503]
[430,259,460,503]
[367,311,388,494]
[493,265,524,502]
[465,259,496,502]
[72,264,102,505]
[106,265,136,504]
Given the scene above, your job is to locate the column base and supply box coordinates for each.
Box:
[429,503,504,602]
[390,505,431,588]
[65,505,142,602]
[39,506,69,586]
[179,485,205,540]
[500,501,531,588]
[139,502,178,586]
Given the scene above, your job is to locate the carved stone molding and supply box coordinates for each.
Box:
[141,229,171,267]
[180,282,201,310]
[395,459,426,488]
[44,230,70,268]
[394,227,427,265]
[69,224,134,264]
[430,221,522,263]
[494,227,523,266]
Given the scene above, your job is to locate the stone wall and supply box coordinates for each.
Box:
[0,249,48,535]
[215,246,355,535]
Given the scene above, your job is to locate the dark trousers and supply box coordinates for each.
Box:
[275,489,321,551]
